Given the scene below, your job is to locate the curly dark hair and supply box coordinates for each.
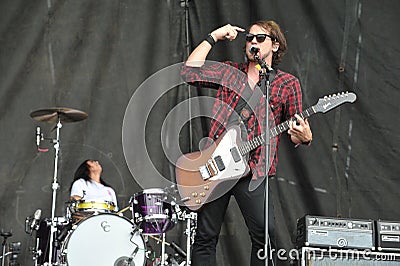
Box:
[248,20,287,66]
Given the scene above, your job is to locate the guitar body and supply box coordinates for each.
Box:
[175,125,250,210]
[175,92,357,211]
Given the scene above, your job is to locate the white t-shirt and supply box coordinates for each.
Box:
[70,178,118,208]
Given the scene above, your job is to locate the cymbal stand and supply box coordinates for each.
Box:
[47,117,62,265]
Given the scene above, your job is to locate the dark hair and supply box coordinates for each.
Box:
[248,20,287,66]
[69,159,112,191]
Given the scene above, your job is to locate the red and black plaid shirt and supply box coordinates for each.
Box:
[181,61,303,178]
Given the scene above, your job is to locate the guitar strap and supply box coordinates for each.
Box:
[235,69,277,126]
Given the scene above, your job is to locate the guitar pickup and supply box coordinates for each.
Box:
[199,157,225,181]
[199,165,211,180]
[213,156,225,171]
[230,147,241,163]
[206,159,218,176]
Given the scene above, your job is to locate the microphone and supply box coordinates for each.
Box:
[36,127,41,147]
[249,45,260,54]
[249,46,273,72]
[30,209,42,231]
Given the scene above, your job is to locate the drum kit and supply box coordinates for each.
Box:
[26,107,197,266]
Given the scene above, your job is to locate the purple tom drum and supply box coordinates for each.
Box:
[130,188,176,235]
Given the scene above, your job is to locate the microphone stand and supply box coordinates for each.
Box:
[254,54,273,266]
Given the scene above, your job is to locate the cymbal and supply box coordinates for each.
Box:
[30,107,88,123]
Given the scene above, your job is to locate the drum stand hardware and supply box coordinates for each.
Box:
[28,231,43,266]
[0,232,20,266]
[174,204,197,266]
[32,238,41,266]
[161,233,167,266]
[147,207,197,266]
[1,231,12,266]
[183,212,197,266]
[24,209,44,266]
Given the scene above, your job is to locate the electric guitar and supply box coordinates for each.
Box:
[175,92,357,210]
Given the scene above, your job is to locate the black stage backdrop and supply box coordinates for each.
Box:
[0,0,399,265]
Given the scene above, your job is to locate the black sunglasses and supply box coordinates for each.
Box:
[245,33,274,43]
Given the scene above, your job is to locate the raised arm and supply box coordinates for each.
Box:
[186,24,245,67]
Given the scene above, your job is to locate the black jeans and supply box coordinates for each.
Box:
[191,176,276,266]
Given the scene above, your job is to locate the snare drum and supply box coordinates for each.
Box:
[60,213,145,265]
[73,199,116,212]
[130,188,176,235]
[67,200,116,221]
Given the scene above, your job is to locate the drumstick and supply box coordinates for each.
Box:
[148,235,171,246]
[116,205,130,215]
[148,235,187,258]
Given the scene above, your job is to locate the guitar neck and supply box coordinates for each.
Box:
[238,106,316,155]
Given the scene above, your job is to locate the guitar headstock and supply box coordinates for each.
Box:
[314,91,357,113]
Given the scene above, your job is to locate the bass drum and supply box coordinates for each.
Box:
[60,213,145,266]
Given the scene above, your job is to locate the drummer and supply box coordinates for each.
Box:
[69,159,118,211]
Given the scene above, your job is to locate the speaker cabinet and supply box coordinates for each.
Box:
[296,215,375,250]
[377,220,400,251]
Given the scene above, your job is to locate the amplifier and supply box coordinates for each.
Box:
[296,215,375,250]
[299,247,400,266]
[377,220,400,251]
